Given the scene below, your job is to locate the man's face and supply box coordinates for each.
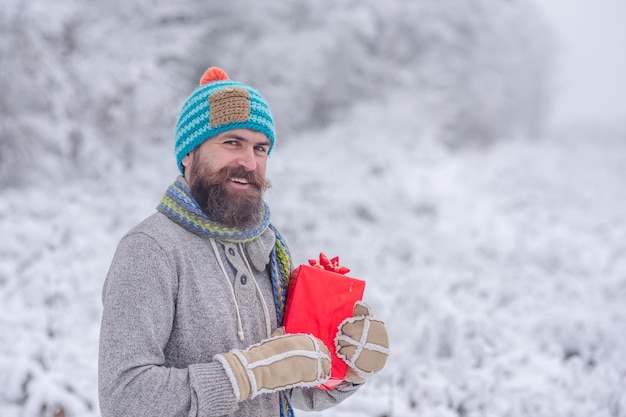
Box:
[181,128,272,228]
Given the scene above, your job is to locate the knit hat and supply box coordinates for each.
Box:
[174,67,275,173]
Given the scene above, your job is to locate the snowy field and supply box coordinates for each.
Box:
[1,91,625,416]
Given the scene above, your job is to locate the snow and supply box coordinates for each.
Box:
[2,99,626,416]
[2,0,626,416]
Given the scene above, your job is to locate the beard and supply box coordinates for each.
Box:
[187,160,271,229]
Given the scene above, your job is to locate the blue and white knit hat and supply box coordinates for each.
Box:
[174,67,275,173]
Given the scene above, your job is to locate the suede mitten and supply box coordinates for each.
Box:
[215,331,331,401]
[335,301,389,383]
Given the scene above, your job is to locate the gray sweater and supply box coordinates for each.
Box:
[99,212,360,417]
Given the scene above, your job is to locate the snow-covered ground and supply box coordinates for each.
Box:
[1,91,625,416]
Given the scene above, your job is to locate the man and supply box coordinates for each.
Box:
[98,67,389,417]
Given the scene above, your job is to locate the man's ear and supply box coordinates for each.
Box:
[182,153,192,168]
[180,153,193,179]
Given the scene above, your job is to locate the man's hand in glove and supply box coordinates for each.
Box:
[215,330,331,401]
[335,301,390,383]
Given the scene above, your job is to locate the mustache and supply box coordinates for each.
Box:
[214,165,271,191]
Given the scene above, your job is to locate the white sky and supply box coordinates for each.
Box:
[533,0,626,128]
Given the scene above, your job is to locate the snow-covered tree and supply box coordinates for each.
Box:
[1,0,554,189]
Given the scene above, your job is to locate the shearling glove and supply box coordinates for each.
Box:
[335,301,389,383]
[215,330,331,401]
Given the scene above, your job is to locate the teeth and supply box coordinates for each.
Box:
[230,177,249,184]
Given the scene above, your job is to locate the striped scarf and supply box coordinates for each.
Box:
[157,177,294,417]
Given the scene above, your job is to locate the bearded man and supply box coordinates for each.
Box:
[98,67,388,417]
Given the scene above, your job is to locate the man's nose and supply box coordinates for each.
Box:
[236,149,257,171]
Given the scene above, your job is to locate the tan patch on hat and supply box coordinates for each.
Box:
[209,87,251,127]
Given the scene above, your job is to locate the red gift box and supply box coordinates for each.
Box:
[283,254,366,390]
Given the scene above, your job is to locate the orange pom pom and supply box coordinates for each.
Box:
[199,67,229,86]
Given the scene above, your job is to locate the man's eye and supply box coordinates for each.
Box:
[255,146,268,153]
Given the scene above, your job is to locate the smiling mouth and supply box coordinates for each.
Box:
[230,177,249,185]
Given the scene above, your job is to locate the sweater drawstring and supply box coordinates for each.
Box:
[210,239,245,342]
[239,243,273,338]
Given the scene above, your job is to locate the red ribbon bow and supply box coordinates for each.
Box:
[308,253,351,275]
